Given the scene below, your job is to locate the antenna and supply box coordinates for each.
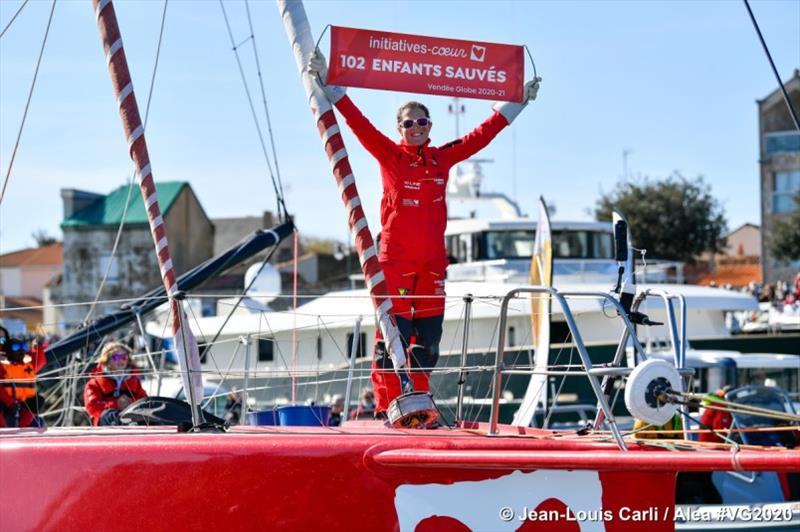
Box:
[622,149,633,180]
[448,97,465,138]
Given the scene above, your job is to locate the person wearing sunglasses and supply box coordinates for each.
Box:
[0,327,47,428]
[83,341,147,426]
[308,50,541,417]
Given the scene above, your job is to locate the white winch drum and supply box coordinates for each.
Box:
[387,391,440,429]
[624,358,682,427]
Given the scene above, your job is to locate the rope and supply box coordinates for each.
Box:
[292,229,298,402]
[743,0,800,132]
[218,0,288,221]
[678,391,800,423]
[0,0,29,39]
[0,0,56,207]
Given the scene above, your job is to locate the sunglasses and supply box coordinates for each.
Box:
[399,117,431,129]
[10,342,30,352]
[110,353,129,361]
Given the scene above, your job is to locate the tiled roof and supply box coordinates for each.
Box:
[61,181,187,228]
[696,264,762,288]
[0,243,63,267]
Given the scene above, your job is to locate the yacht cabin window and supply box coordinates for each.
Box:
[447,229,615,261]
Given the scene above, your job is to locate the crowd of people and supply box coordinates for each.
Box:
[744,273,800,305]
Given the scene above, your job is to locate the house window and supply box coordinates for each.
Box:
[98,251,119,282]
[258,338,274,362]
[765,131,800,155]
[346,332,366,359]
[773,170,800,214]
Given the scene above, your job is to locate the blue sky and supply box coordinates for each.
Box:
[1,0,798,255]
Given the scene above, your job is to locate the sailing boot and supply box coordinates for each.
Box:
[371,317,413,413]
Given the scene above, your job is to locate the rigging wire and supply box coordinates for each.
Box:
[0,0,56,207]
[218,0,288,221]
[0,0,29,40]
[244,0,286,204]
[81,174,136,324]
[743,0,800,132]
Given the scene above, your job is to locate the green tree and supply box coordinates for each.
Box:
[594,173,727,263]
[300,236,342,255]
[770,190,800,262]
[31,229,57,247]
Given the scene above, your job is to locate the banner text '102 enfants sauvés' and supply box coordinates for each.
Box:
[326,26,524,102]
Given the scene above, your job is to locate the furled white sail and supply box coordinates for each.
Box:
[512,197,553,427]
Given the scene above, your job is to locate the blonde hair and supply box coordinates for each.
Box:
[98,341,132,366]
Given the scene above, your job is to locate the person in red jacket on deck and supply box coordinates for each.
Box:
[697,386,733,444]
[308,50,541,415]
[84,342,147,426]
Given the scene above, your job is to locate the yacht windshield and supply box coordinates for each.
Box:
[472,230,614,260]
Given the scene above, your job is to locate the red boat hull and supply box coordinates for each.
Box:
[2,423,798,531]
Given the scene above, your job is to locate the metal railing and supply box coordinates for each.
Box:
[487,286,652,451]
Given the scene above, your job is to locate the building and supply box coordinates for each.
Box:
[722,223,761,258]
[51,182,214,330]
[758,69,800,285]
[0,243,62,299]
[695,223,763,288]
[0,243,63,334]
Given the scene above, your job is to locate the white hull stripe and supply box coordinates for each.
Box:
[321,124,340,144]
[135,163,151,184]
[127,124,144,148]
[106,38,123,67]
[117,83,133,109]
[330,148,348,167]
[95,0,112,21]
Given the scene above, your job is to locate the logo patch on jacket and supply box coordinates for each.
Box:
[398,288,408,296]
[402,198,420,207]
[403,180,421,191]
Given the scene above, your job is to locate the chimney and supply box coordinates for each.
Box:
[61,188,102,219]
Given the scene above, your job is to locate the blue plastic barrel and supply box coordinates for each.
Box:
[277,405,331,426]
[248,410,279,426]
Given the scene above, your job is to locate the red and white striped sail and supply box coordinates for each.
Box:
[92,0,203,401]
[277,0,406,370]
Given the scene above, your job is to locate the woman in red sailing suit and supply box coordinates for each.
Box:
[309,51,541,414]
[84,342,147,426]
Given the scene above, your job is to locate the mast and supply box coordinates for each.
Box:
[276,0,407,371]
[92,0,204,424]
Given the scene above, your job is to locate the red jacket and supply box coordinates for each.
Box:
[335,96,510,264]
[698,394,733,444]
[84,366,147,426]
